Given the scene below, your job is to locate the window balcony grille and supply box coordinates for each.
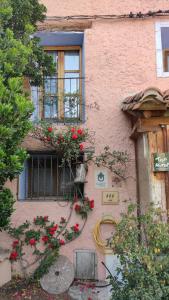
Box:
[31,77,84,123]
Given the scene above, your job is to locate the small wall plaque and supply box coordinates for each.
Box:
[102,191,119,205]
[95,169,108,189]
[153,152,169,172]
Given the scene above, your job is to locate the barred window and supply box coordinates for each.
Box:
[18,153,84,201]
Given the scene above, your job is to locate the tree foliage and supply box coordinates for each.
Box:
[0,0,53,229]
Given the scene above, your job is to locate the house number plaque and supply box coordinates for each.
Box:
[102,191,119,205]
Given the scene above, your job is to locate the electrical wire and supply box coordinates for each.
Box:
[46,9,169,22]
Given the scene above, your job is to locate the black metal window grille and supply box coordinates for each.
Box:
[27,153,78,200]
[43,76,82,121]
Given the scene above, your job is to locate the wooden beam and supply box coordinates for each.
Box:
[141,117,169,128]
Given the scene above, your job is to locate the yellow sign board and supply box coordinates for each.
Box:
[102,191,119,205]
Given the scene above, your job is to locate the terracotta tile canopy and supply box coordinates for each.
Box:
[122,87,169,113]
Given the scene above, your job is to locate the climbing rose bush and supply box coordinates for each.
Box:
[74,198,95,218]
[8,200,94,280]
[33,123,90,164]
[9,216,81,261]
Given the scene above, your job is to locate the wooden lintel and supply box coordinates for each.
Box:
[137,126,161,133]
[141,117,169,128]
[37,20,92,31]
[130,117,169,139]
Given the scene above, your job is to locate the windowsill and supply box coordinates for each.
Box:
[43,117,82,124]
[157,70,169,78]
[19,196,74,202]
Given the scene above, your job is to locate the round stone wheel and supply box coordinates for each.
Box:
[40,255,75,295]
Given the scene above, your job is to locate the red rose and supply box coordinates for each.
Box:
[49,230,55,236]
[12,240,19,248]
[73,225,79,233]
[79,144,84,151]
[48,225,57,235]
[72,134,78,140]
[75,204,81,212]
[71,128,76,133]
[42,236,49,243]
[47,136,51,142]
[75,223,79,227]
[47,127,53,132]
[29,238,36,246]
[89,199,94,209]
[59,239,65,245]
[77,129,83,135]
[9,251,18,260]
[43,216,48,222]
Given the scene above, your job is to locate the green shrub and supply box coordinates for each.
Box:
[0,188,15,229]
[109,205,169,300]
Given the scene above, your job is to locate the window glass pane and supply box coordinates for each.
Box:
[44,96,58,118]
[161,28,169,50]
[44,76,57,94]
[64,95,80,119]
[161,28,169,72]
[64,51,79,70]
[64,73,79,94]
[31,86,39,121]
[44,76,58,118]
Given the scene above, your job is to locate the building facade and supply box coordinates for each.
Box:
[2,0,169,280]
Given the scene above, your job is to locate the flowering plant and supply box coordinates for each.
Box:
[74,198,94,218]
[33,123,91,164]
[8,216,81,261]
[8,200,94,279]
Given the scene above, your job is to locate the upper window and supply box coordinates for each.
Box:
[31,46,83,123]
[155,22,169,77]
[43,47,81,121]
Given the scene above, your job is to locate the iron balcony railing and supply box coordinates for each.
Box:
[31,77,84,123]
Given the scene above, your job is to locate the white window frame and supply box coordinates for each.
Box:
[155,21,169,77]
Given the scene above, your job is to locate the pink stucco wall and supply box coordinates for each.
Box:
[2,0,169,280]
